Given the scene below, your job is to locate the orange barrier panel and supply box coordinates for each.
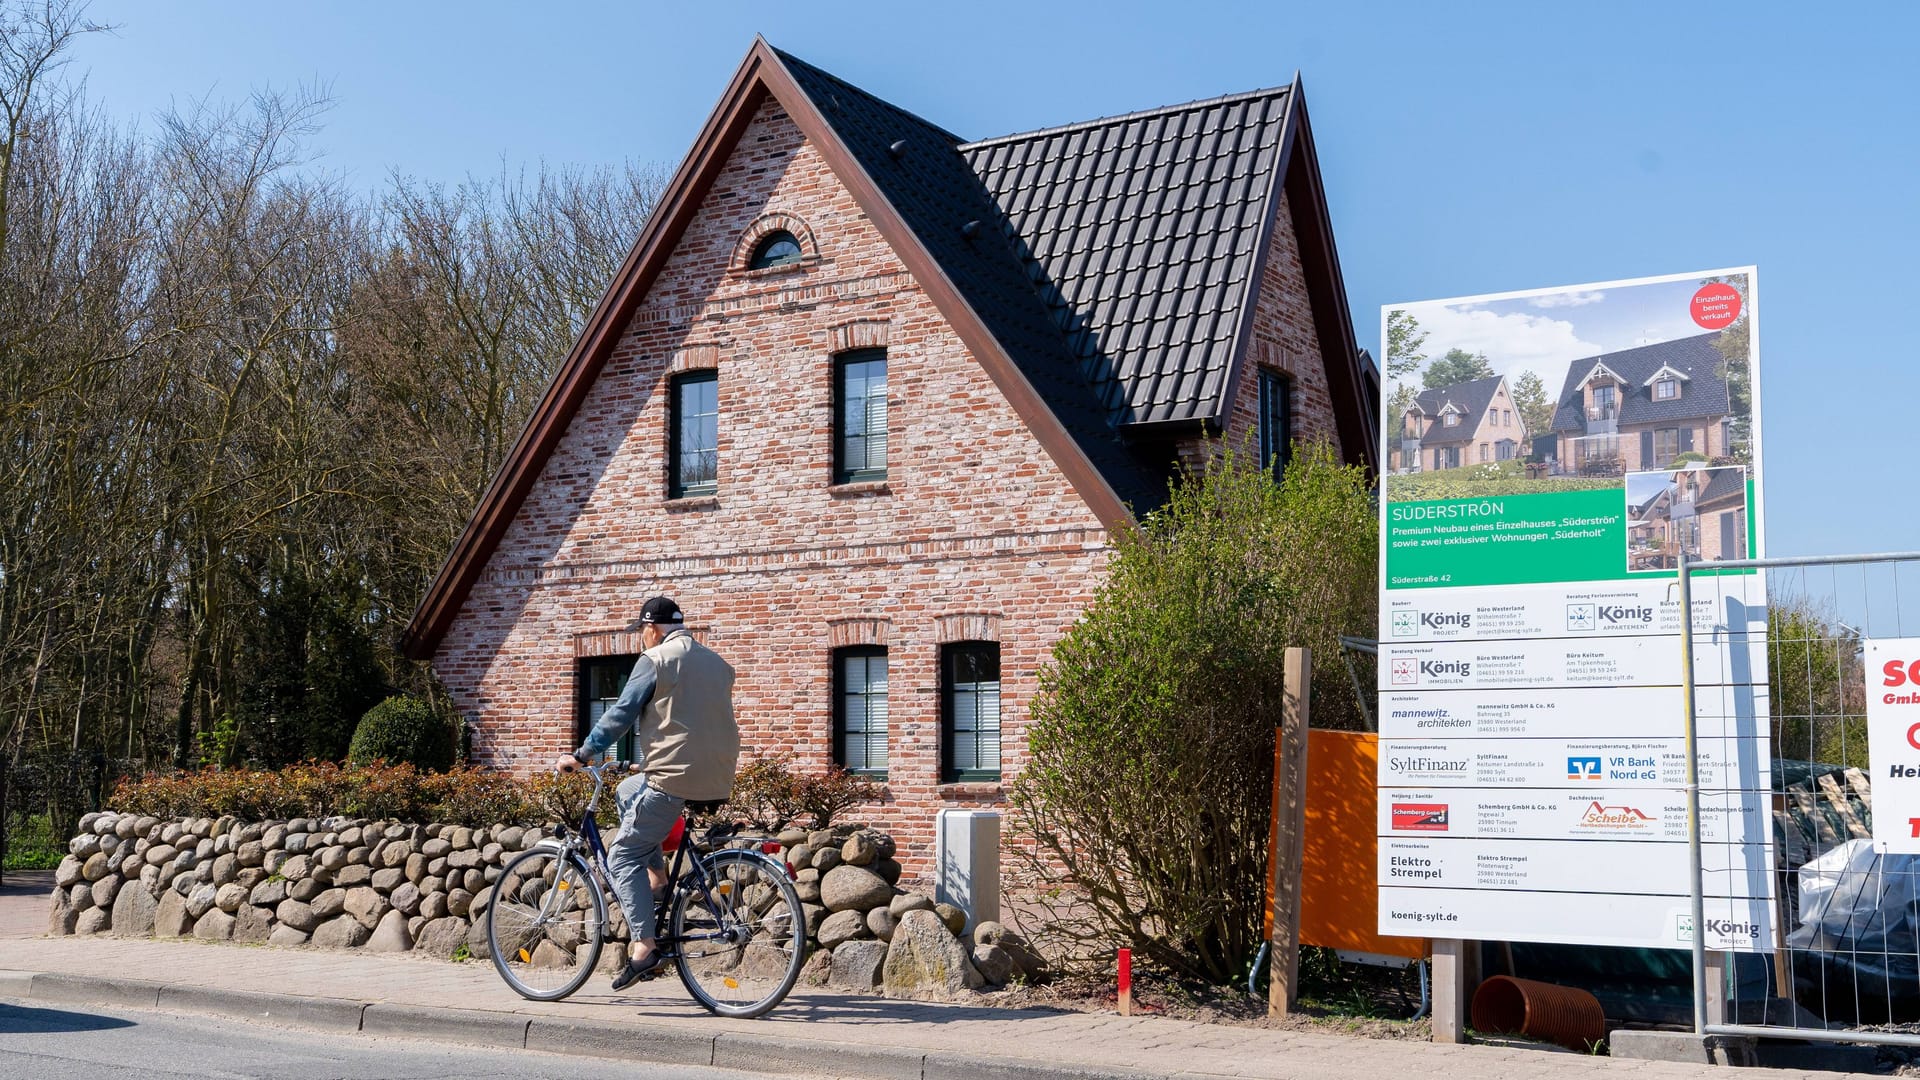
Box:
[1267,728,1426,960]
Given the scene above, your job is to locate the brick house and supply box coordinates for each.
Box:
[400,40,1377,860]
[1627,466,1748,570]
[1549,332,1732,475]
[1391,375,1525,472]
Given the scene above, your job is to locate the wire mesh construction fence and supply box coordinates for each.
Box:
[1682,552,1920,1046]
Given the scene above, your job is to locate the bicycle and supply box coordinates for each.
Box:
[485,760,807,1017]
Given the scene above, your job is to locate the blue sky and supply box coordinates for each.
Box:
[74,1,1918,558]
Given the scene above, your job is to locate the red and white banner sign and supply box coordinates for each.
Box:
[1866,637,1920,852]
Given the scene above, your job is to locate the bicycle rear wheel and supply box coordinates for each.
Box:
[671,848,806,1017]
[487,846,605,1001]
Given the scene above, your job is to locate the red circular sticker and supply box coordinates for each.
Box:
[1690,283,1742,330]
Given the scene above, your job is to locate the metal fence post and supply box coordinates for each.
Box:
[1679,551,1709,1036]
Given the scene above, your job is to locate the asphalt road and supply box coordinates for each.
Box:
[0,996,834,1079]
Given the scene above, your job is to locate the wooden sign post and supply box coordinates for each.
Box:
[1268,646,1310,1016]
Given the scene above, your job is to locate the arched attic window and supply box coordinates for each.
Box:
[748,231,803,270]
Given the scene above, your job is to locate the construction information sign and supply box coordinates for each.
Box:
[1375,268,1776,950]
[1867,638,1920,853]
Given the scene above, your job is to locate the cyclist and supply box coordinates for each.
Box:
[556,595,740,990]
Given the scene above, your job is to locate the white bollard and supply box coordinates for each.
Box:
[933,809,1000,935]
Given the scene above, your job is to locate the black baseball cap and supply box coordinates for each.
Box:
[639,596,684,625]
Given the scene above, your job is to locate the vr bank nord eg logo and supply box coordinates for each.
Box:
[1567,756,1603,780]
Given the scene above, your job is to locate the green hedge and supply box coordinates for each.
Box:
[347,695,458,771]
[1385,463,1619,502]
[109,761,590,827]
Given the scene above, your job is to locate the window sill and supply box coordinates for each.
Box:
[936,782,1003,799]
[828,480,890,498]
[735,259,815,281]
[663,495,718,512]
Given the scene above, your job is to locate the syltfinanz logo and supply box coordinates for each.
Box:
[1391,803,1449,832]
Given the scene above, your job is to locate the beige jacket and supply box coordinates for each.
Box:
[574,629,740,801]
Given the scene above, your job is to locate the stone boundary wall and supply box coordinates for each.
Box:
[49,811,1043,998]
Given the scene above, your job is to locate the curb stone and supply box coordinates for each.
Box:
[154,984,367,1031]
[360,1002,531,1048]
[712,1029,926,1080]
[523,1017,717,1067]
[28,972,164,1009]
[924,1054,1164,1080]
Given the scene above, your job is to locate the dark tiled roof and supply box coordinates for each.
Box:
[1410,375,1503,447]
[1550,332,1731,434]
[1697,466,1747,508]
[775,50,1169,511]
[960,89,1292,427]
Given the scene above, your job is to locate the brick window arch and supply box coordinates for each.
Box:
[734,212,818,273]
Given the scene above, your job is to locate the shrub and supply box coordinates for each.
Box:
[798,767,883,828]
[725,756,883,829]
[1010,443,1375,984]
[347,695,457,771]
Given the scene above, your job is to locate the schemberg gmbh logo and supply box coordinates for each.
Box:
[1391,803,1450,832]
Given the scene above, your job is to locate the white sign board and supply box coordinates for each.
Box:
[1377,269,1775,951]
[1867,638,1920,851]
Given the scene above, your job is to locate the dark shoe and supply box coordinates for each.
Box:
[610,951,663,992]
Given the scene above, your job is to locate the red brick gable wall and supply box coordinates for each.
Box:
[1181,190,1341,468]
[428,98,1113,865]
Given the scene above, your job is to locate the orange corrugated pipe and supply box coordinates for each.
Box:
[1470,975,1607,1051]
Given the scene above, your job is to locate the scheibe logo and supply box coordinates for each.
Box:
[1391,803,1450,832]
[1578,801,1657,829]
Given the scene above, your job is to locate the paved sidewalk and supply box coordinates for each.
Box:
[0,930,1864,1080]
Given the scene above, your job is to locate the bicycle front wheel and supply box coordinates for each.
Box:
[672,848,807,1017]
[487,845,606,1001]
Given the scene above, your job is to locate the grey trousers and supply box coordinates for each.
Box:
[609,773,685,943]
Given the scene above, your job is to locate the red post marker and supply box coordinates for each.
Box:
[1117,948,1133,1017]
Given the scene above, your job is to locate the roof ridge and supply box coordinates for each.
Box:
[769,46,966,144]
[958,83,1292,151]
